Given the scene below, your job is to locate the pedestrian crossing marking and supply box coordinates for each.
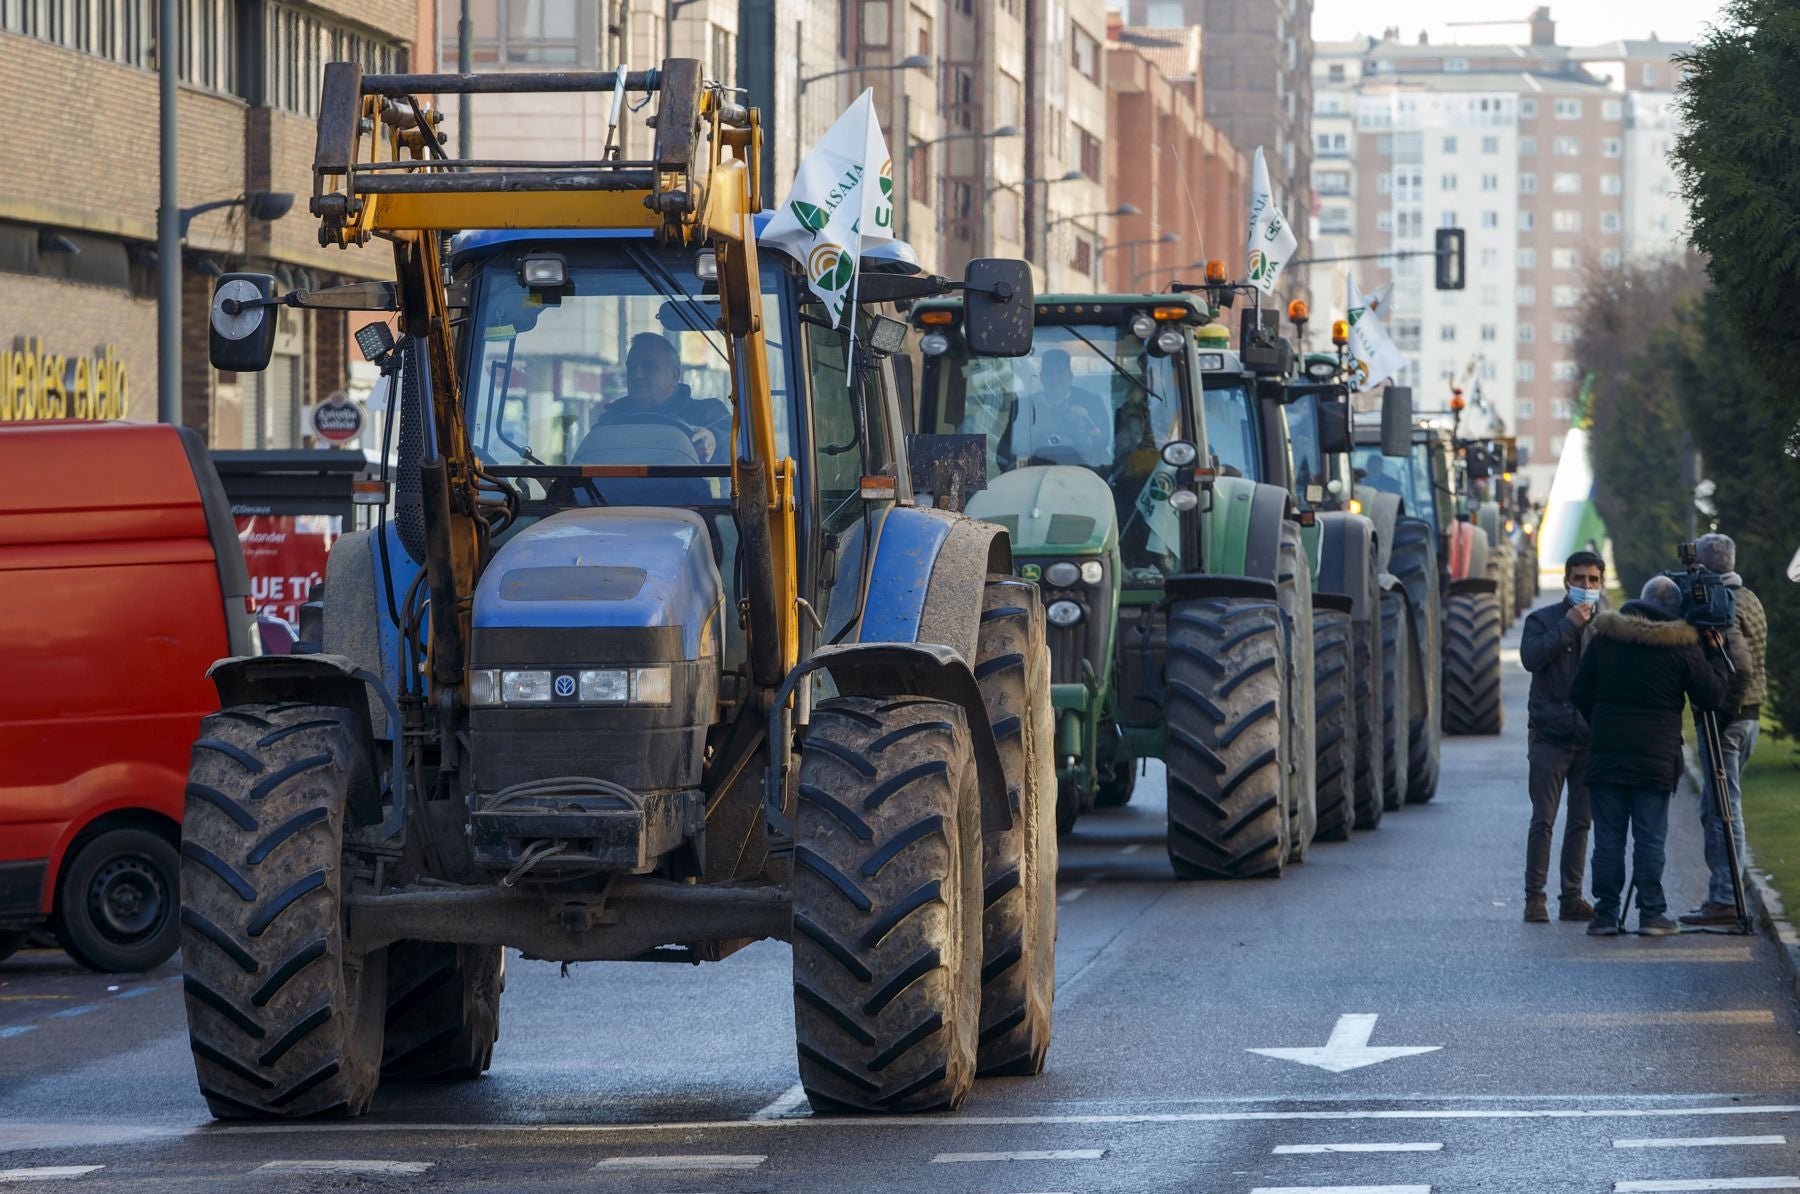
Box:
[0,1168,104,1184]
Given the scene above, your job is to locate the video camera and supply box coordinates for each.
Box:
[1659,541,1737,630]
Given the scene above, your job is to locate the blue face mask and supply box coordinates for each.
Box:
[1569,586,1601,607]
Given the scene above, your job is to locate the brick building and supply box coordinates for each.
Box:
[0,1,424,448]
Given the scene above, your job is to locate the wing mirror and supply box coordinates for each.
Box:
[209,273,279,373]
[1318,396,1354,455]
[1380,385,1413,458]
[962,258,1034,358]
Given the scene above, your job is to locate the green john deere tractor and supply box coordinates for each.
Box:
[911,295,1316,878]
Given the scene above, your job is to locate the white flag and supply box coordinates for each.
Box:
[1245,146,1298,295]
[1347,274,1409,393]
[1365,281,1394,317]
[763,90,894,327]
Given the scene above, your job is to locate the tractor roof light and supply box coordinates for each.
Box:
[1169,488,1200,512]
[920,331,951,356]
[1288,299,1309,323]
[693,249,719,281]
[519,253,567,289]
[1130,312,1157,340]
[1450,394,1466,412]
[1204,259,1228,282]
[1331,319,1349,347]
[1154,327,1186,355]
[917,308,955,326]
[1153,305,1189,321]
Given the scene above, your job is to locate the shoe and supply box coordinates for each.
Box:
[1588,917,1621,937]
[1560,896,1595,921]
[1639,914,1681,936]
[1524,894,1549,923]
[1679,901,1739,926]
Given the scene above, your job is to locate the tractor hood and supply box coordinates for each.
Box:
[471,507,722,661]
[967,466,1120,557]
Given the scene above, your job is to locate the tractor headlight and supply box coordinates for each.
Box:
[1169,489,1200,512]
[1130,313,1157,340]
[631,666,673,706]
[1161,440,1199,467]
[518,254,567,288]
[578,669,629,703]
[1047,600,1084,627]
[1155,328,1186,355]
[501,669,554,702]
[1045,561,1081,588]
[468,668,502,706]
[920,331,951,356]
[1080,560,1105,586]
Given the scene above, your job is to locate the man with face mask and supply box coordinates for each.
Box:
[1517,550,1605,923]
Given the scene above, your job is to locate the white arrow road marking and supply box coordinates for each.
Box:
[0,1170,104,1184]
[253,1162,433,1176]
[1273,1143,1443,1154]
[750,1083,808,1120]
[1614,1181,1800,1191]
[1248,1014,1441,1074]
[1615,1137,1787,1149]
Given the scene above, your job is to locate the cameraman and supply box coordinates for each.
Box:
[1572,576,1733,936]
[1518,551,1605,924]
[1681,534,1767,926]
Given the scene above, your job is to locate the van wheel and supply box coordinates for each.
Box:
[179,703,388,1119]
[54,828,180,973]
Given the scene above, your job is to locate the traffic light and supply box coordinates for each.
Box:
[1435,227,1466,290]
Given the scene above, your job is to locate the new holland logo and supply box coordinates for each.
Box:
[808,243,854,293]
[554,674,576,698]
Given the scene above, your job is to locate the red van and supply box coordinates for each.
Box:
[0,421,253,972]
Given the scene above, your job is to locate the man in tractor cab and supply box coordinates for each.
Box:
[1001,348,1112,468]
[1361,452,1405,498]
[587,333,732,462]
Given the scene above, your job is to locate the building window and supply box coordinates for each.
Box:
[1644,63,1658,86]
[1520,98,1537,118]
[1602,137,1622,157]
[1517,365,1536,385]
[1320,205,1351,234]
[1482,135,1500,153]
[1601,211,1622,233]
[1519,136,1537,157]
[1518,247,1537,268]
[1440,324,1457,343]
[1552,247,1581,270]
[1552,361,1578,382]
[1517,286,1537,307]
[1519,211,1536,231]
[1446,57,1469,72]
[1377,172,1392,194]
[1443,135,1458,153]
[1601,174,1623,194]
[1603,99,1623,120]
[1520,172,1537,193]
[1482,211,1499,228]
[285,5,403,115]
[1601,248,1622,268]
[1399,209,1423,238]
[860,0,890,44]
[1554,136,1580,156]
[1391,317,1421,350]
[1481,323,1497,342]
[1553,398,1574,420]
[710,24,733,83]
[1078,127,1102,180]
[997,71,1022,128]
[1069,235,1093,276]
[1378,135,1392,156]
[1329,62,1346,83]
[1550,433,1566,457]
[1480,250,1499,270]
[1377,211,1394,232]
[1519,321,1536,342]
[1441,210,1460,229]
[1071,22,1100,82]
[1442,173,1459,192]
[1554,99,1582,119]
[1552,285,1580,307]
[1552,210,1581,232]
[1553,321,1578,343]
[1481,173,1499,191]
[452,0,589,64]
[1552,172,1582,194]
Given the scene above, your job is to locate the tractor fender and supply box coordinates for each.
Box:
[855,505,1010,667]
[777,642,1010,836]
[1312,511,1378,621]
[1355,488,1401,575]
[1202,476,1288,584]
[1165,573,1281,604]
[1450,576,1501,597]
[1477,502,1504,549]
[1445,519,1489,583]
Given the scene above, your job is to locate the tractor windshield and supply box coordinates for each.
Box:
[463,243,795,500]
[1286,394,1325,500]
[1198,379,1262,482]
[921,322,1186,484]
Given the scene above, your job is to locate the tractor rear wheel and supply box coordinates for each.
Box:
[792,697,983,1113]
[972,579,1056,1078]
[1164,597,1289,880]
[1311,609,1357,842]
[1277,526,1316,863]
[1443,591,1504,735]
[179,703,388,1119]
[1377,589,1412,815]
[1350,612,1385,831]
[381,941,503,1081]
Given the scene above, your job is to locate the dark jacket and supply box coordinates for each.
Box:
[1520,597,1594,747]
[1571,600,1731,793]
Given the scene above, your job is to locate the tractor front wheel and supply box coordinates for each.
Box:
[1311,609,1357,842]
[1443,591,1504,736]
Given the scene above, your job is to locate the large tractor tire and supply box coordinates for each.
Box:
[1350,609,1385,832]
[1164,597,1289,880]
[1443,590,1504,735]
[1093,759,1137,808]
[1377,589,1412,815]
[53,826,180,973]
[972,579,1057,1078]
[792,697,983,1113]
[1277,526,1317,863]
[381,941,503,1081]
[179,704,388,1119]
[1311,608,1357,842]
[1486,552,1515,630]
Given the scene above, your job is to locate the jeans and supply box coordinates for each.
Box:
[1697,717,1759,907]
[1589,784,1672,922]
[1526,733,1591,901]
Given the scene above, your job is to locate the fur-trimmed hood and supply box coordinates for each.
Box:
[1593,603,1699,648]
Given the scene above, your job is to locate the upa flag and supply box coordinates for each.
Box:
[763,89,895,327]
[1347,274,1409,393]
[1245,146,1298,295]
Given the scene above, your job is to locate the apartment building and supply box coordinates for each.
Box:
[1027,0,1110,292]
[938,0,1029,272]
[1308,40,1367,323]
[0,0,421,447]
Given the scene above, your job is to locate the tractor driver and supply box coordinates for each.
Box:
[590,333,732,462]
[1002,348,1112,468]
[1360,453,1406,499]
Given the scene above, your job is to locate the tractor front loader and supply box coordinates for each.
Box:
[180,60,1057,1120]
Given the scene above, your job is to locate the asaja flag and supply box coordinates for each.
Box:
[1347,274,1409,393]
[1365,281,1394,317]
[763,90,894,327]
[1245,146,1298,295]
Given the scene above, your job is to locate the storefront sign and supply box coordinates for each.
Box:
[0,338,129,421]
[310,391,364,443]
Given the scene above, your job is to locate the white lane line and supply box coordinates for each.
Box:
[1614,1181,1800,1191]
[1273,1143,1444,1154]
[1615,1137,1787,1149]
[931,1150,1105,1163]
[0,1028,34,1041]
[1250,1186,1432,1193]
[593,1155,766,1171]
[0,1170,105,1184]
[1551,1011,1777,1027]
[750,1083,808,1120]
[253,1161,434,1176]
[1058,887,1089,903]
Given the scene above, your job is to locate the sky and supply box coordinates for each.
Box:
[1310,0,1733,48]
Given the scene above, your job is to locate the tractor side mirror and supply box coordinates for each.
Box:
[1318,397,1354,455]
[209,273,279,373]
[963,258,1034,358]
[1380,385,1413,458]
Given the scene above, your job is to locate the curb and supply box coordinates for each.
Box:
[1682,744,1800,1002]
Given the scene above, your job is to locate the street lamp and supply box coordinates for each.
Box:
[157,190,295,426]
[1047,202,1139,232]
[1098,232,1180,291]
[1132,258,1208,290]
[793,54,931,180]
